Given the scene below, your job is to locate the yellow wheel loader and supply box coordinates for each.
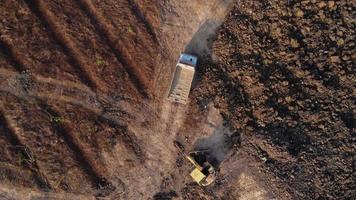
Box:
[174,141,216,186]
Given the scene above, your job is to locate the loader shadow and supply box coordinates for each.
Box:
[193,125,241,169]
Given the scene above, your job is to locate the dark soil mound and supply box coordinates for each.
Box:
[192,0,355,199]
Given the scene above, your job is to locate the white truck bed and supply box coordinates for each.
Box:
[168,54,197,104]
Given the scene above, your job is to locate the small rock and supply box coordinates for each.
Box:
[337,39,345,46]
[342,55,350,61]
[318,1,327,8]
[285,96,293,103]
[328,1,335,9]
[329,35,336,41]
[295,9,304,17]
[330,56,340,63]
[318,124,325,130]
[271,24,282,38]
[318,10,326,19]
[291,39,300,48]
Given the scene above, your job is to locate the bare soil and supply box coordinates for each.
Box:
[180,0,355,199]
[0,0,355,200]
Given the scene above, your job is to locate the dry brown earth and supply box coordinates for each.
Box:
[0,0,354,199]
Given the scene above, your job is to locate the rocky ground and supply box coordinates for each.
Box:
[186,0,355,199]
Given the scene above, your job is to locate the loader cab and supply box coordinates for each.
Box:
[187,151,216,186]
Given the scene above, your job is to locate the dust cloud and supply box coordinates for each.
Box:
[194,125,234,167]
[184,0,234,57]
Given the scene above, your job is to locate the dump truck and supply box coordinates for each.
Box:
[168,53,197,104]
[174,141,216,186]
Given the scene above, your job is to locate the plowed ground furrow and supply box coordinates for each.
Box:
[90,0,158,86]
[0,39,26,72]
[34,101,115,192]
[43,0,139,95]
[75,0,153,97]
[127,0,159,44]
[0,115,50,189]
[0,118,38,190]
[93,0,159,56]
[26,71,136,121]
[0,113,30,165]
[52,103,144,163]
[0,111,53,190]
[0,49,10,70]
[0,136,14,164]
[0,162,47,190]
[0,67,135,128]
[23,0,103,91]
[0,0,80,82]
[0,94,95,193]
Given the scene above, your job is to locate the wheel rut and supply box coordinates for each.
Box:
[23,0,101,90]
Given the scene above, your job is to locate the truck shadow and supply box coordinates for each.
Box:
[184,0,234,58]
[184,19,222,57]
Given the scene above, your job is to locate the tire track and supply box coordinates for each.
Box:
[0,67,149,130]
[0,112,50,189]
[0,94,96,192]
[0,110,54,189]
[42,98,144,165]
[0,37,27,72]
[0,0,82,83]
[76,0,150,97]
[23,0,100,91]
[127,0,159,44]
[95,115,144,160]
[0,68,144,166]
[36,102,113,190]
[0,184,96,200]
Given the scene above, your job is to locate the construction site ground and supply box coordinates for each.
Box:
[0,0,354,200]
